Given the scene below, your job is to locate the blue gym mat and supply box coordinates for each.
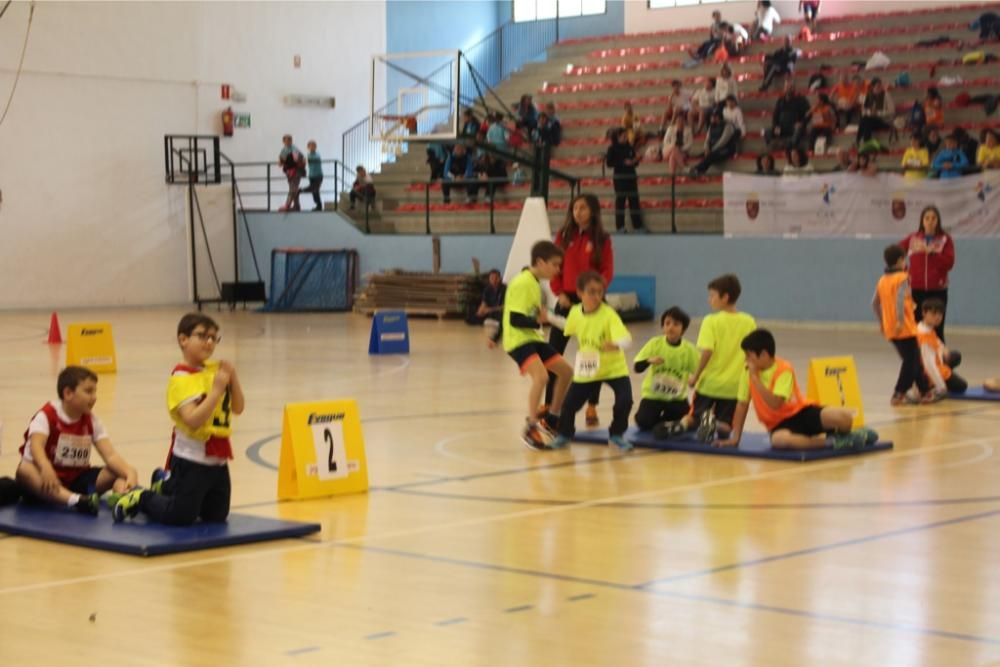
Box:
[949,386,1000,402]
[0,505,321,556]
[572,427,893,462]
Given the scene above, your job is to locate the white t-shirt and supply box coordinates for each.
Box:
[758,6,781,33]
[23,400,108,462]
[692,88,714,110]
[715,77,739,103]
[723,106,746,135]
[170,392,229,467]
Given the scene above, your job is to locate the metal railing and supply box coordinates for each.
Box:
[225,158,353,213]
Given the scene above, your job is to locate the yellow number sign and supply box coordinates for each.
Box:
[806,356,865,428]
[277,399,369,500]
[65,322,117,373]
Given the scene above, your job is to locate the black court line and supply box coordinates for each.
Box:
[504,604,534,613]
[567,593,596,602]
[284,646,321,656]
[365,631,397,641]
[434,617,468,627]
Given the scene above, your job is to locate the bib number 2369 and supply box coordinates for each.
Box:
[310,422,348,481]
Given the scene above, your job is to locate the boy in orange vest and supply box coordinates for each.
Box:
[917,299,967,399]
[872,244,931,405]
[716,329,878,450]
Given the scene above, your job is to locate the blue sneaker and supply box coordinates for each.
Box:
[609,435,634,452]
[548,435,571,450]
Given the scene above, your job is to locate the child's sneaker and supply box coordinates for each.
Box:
[150,468,169,494]
[103,491,123,508]
[696,410,717,443]
[112,489,144,523]
[548,435,571,450]
[855,427,880,447]
[585,404,600,428]
[921,390,946,404]
[521,422,551,451]
[74,493,100,517]
[653,420,686,439]
[890,392,918,406]
[609,435,634,452]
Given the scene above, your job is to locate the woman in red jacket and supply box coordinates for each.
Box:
[545,193,615,426]
[899,205,955,341]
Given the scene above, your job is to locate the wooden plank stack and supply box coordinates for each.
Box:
[354,271,482,318]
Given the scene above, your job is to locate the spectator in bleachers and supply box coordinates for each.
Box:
[689,10,724,61]
[831,72,863,129]
[662,114,694,175]
[760,36,799,92]
[832,147,855,172]
[783,147,814,175]
[723,22,749,56]
[278,134,306,212]
[806,93,836,153]
[689,78,717,135]
[857,78,895,145]
[533,112,560,148]
[931,133,969,179]
[460,109,480,138]
[722,95,746,139]
[716,65,739,106]
[855,152,879,177]
[978,128,1000,170]
[751,0,782,41]
[349,165,375,210]
[924,126,943,157]
[954,127,979,168]
[621,101,639,145]
[799,1,820,32]
[539,103,562,146]
[515,94,538,133]
[690,109,739,176]
[923,88,944,133]
[606,129,644,232]
[971,11,1000,41]
[660,80,691,132]
[756,153,780,176]
[426,143,447,182]
[442,143,478,203]
[486,112,511,153]
[765,80,809,151]
[901,134,930,180]
[475,152,508,203]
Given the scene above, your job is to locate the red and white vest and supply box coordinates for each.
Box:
[20,403,95,483]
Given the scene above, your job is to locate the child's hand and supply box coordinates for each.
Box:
[538,308,549,325]
[213,365,232,390]
[648,356,664,365]
[41,469,60,495]
[713,436,740,448]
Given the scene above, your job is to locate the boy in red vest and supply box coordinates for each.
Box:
[113,313,244,524]
[716,329,878,450]
[917,299,967,399]
[16,366,138,515]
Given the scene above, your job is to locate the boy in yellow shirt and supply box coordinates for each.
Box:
[113,313,244,524]
[900,133,929,180]
[548,271,634,451]
[873,245,930,405]
[632,306,699,436]
[687,274,757,442]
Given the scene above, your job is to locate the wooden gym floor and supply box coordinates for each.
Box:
[1,308,999,666]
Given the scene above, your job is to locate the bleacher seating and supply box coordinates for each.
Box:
[352,2,999,235]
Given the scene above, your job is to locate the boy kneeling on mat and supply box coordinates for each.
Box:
[114,313,243,524]
[715,329,878,450]
[16,366,138,515]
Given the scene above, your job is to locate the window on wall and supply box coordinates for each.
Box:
[648,0,726,8]
[514,0,606,23]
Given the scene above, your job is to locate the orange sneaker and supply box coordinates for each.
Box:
[585,404,599,428]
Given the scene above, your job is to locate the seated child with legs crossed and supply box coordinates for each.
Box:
[549,271,635,451]
[685,274,757,442]
[717,329,879,450]
[632,306,700,438]
[501,241,574,450]
[114,313,244,524]
[917,298,967,399]
[16,366,138,515]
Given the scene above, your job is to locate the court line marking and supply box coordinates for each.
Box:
[434,617,468,626]
[364,631,397,641]
[284,646,321,656]
[941,443,994,469]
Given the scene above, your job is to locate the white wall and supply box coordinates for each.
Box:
[625,0,999,36]
[0,1,385,309]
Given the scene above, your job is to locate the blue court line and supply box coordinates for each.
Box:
[365,631,397,641]
[284,646,321,656]
[338,535,1000,646]
[637,507,1000,588]
[434,617,468,626]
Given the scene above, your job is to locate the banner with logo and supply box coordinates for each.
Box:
[723,171,1000,237]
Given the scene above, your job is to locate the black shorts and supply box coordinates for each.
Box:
[691,393,737,425]
[21,466,103,504]
[508,342,563,374]
[772,405,826,436]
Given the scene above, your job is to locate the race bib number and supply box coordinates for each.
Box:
[54,434,92,468]
[574,350,600,378]
[652,373,684,398]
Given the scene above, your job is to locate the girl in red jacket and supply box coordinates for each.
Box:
[899,205,955,341]
[545,194,615,426]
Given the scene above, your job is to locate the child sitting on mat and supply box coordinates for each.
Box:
[632,306,699,436]
[917,299,967,399]
[548,271,635,451]
[113,313,243,524]
[16,366,138,515]
[716,329,879,450]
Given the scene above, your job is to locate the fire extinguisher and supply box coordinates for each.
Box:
[222,107,234,137]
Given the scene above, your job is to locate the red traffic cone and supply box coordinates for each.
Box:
[46,312,62,344]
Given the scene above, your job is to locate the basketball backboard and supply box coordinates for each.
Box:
[370,50,460,144]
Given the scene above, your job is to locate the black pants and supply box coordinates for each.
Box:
[695,37,720,59]
[836,106,860,129]
[808,127,834,150]
[911,288,948,342]
[634,398,689,431]
[858,116,892,144]
[765,125,804,151]
[442,178,479,202]
[0,477,22,507]
[761,64,791,91]
[545,292,600,408]
[891,337,930,396]
[693,146,736,175]
[614,182,643,231]
[305,177,323,209]
[943,351,968,393]
[139,456,231,526]
[559,378,633,437]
